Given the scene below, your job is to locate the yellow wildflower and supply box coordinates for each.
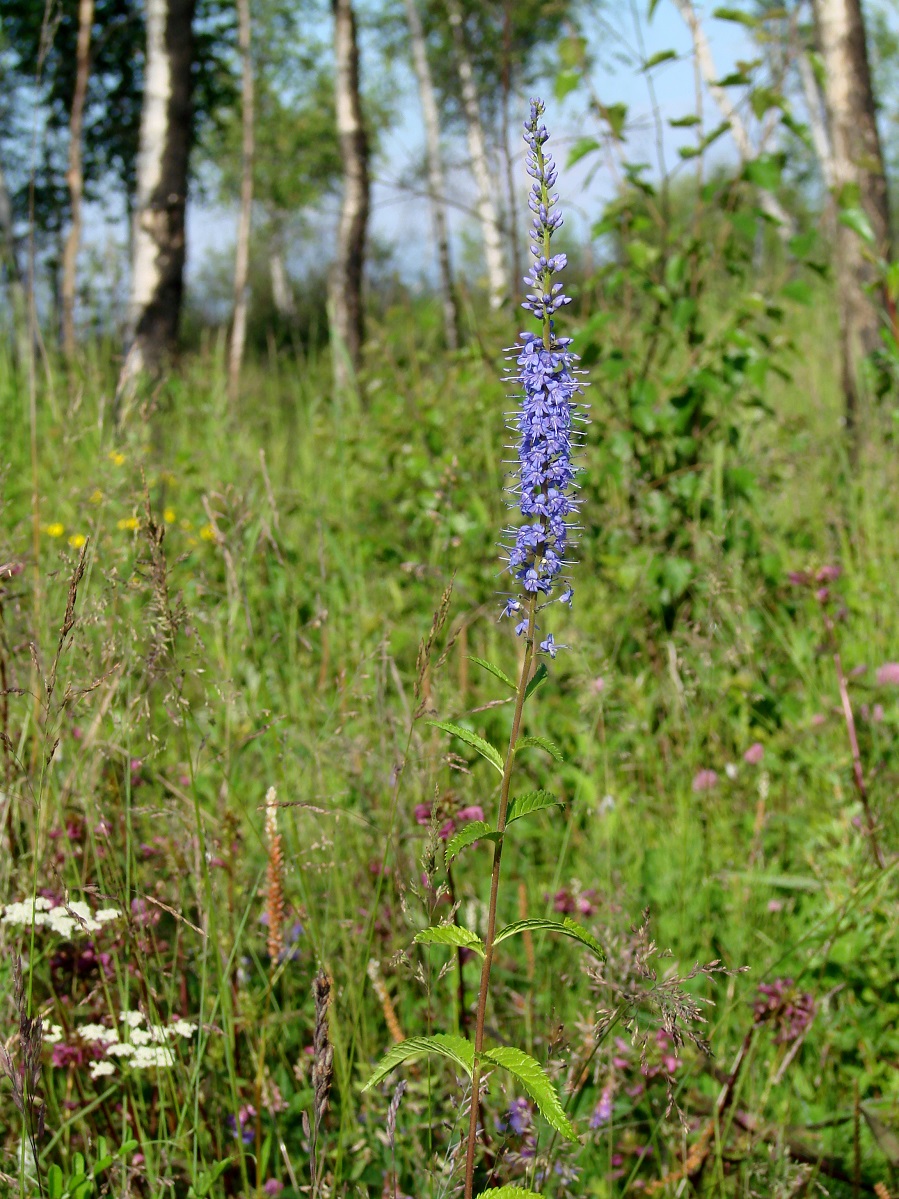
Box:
[117,517,139,532]
[164,508,176,523]
[108,451,126,466]
[68,534,86,548]
[89,489,103,505]
[43,523,65,538]
[199,524,216,542]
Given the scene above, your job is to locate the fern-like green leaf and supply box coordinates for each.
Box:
[494,916,604,960]
[515,735,564,762]
[468,656,516,690]
[428,721,505,774]
[524,662,548,702]
[476,1189,545,1198]
[362,1034,474,1091]
[414,925,485,957]
[505,790,562,825]
[445,820,499,866]
[481,1046,575,1139]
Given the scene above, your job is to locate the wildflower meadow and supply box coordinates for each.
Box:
[4,2,899,1196]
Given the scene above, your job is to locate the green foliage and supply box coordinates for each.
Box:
[468,655,516,690]
[363,1034,475,1088]
[444,820,499,865]
[427,720,505,773]
[504,789,562,824]
[414,923,485,955]
[480,1046,575,1139]
[494,916,605,960]
[476,1189,545,1198]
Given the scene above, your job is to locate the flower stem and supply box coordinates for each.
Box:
[463,592,538,1199]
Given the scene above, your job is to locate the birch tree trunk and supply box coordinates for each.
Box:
[269,241,295,318]
[445,0,508,309]
[329,0,369,391]
[227,0,254,404]
[812,0,891,438]
[61,0,94,360]
[404,0,459,349]
[672,0,793,234]
[118,0,196,394]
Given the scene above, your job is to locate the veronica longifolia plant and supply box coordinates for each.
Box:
[363,99,595,1199]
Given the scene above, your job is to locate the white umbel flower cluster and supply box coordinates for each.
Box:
[2,897,121,937]
[49,1009,196,1078]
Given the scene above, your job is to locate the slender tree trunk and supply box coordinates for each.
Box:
[405,0,459,349]
[329,0,369,391]
[61,0,94,360]
[269,236,295,318]
[500,0,521,303]
[227,0,254,404]
[445,0,508,309]
[672,0,793,235]
[812,0,892,440]
[118,0,196,396]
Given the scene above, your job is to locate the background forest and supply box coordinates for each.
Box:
[3,1,899,1197]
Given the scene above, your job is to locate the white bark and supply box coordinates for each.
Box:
[796,47,835,189]
[672,0,794,235]
[813,0,891,439]
[405,0,458,348]
[61,0,94,359]
[329,0,369,390]
[227,0,254,403]
[127,0,171,367]
[446,0,508,309]
[269,245,294,317]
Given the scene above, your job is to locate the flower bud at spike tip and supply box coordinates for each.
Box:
[499,99,588,653]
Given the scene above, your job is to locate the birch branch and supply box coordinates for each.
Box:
[672,0,795,234]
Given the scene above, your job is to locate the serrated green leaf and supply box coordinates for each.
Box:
[481,1046,575,1139]
[428,721,504,774]
[515,735,564,762]
[468,656,516,690]
[477,1189,545,1198]
[494,916,605,961]
[505,790,562,825]
[414,924,485,957]
[363,1034,474,1090]
[445,820,499,866]
[643,48,677,70]
[524,662,548,702]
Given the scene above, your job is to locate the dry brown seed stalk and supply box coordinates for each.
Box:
[312,969,334,1134]
[264,786,285,964]
[367,958,405,1044]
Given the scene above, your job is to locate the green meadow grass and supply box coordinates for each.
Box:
[1,297,899,1197]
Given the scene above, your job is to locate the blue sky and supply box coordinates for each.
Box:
[185,1,756,289]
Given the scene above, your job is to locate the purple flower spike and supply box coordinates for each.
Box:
[501,99,587,655]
